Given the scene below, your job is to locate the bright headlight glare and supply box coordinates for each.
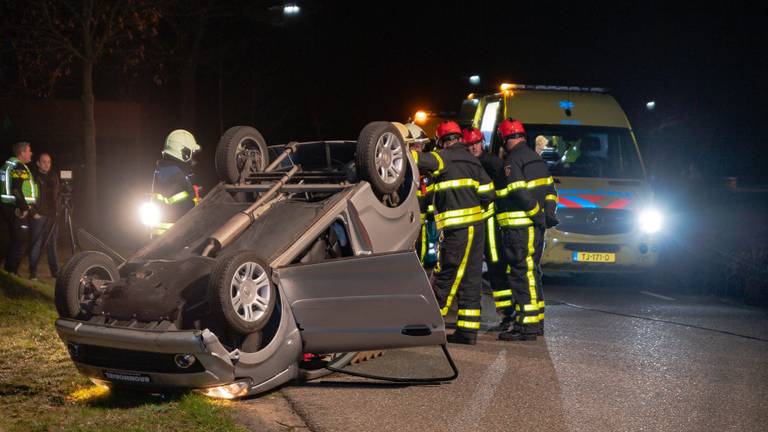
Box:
[199,380,250,399]
[638,208,663,233]
[139,201,161,227]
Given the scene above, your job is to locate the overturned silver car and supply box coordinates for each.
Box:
[54,121,450,398]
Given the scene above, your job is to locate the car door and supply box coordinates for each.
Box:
[274,251,445,354]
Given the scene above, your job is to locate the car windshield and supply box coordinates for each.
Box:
[525,125,645,179]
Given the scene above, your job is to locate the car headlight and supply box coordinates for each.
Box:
[638,208,663,234]
[139,201,161,227]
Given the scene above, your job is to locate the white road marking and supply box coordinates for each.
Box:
[640,290,675,301]
[453,349,508,430]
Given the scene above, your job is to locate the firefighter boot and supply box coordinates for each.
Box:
[488,311,515,332]
[447,330,477,345]
[498,326,537,342]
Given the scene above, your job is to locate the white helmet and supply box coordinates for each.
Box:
[163,129,201,162]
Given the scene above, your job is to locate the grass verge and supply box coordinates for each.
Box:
[0,270,246,432]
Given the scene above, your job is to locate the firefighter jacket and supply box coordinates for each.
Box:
[497,143,557,228]
[412,145,494,230]
[1,157,38,212]
[151,158,200,227]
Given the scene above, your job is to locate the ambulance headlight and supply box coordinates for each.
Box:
[139,201,161,227]
[638,208,663,234]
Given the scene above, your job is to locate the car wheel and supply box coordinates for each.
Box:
[355,122,407,197]
[55,251,119,319]
[210,252,276,334]
[215,126,269,184]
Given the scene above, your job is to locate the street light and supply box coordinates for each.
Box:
[283,3,300,16]
[469,75,480,85]
[646,101,656,111]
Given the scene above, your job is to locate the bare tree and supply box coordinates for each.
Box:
[2,0,161,219]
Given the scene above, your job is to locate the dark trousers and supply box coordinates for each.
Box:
[433,223,485,333]
[486,216,513,313]
[1,205,27,274]
[29,215,59,277]
[500,225,545,333]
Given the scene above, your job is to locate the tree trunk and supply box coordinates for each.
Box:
[82,58,97,227]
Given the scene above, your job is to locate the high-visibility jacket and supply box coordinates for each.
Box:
[1,157,38,210]
[151,158,200,234]
[496,143,557,228]
[413,145,494,230]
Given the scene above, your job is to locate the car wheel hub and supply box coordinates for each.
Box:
[374,132,403,184]
[231,262,271,322]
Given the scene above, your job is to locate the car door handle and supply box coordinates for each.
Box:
[401,325,432,337]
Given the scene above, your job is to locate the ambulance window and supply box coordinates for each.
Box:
[479,101,500,150]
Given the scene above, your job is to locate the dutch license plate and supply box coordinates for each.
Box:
[103,370,152,384]
[572,252,616,263]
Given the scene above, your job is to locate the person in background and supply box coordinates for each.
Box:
[29,153,60,280]
[1,141,38,275]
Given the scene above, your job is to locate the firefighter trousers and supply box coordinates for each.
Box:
[500,225,545,333]
[433,223,485,333]
[486,216,512,315]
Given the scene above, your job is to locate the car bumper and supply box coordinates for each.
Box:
[542,228,659,274]
[55,318,236,390]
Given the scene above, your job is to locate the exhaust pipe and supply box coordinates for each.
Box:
[202,165,299,257]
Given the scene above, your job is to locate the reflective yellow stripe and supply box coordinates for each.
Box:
[497,215,533,227]
[436,213,484,230]
[456,320,481,330]
[168,190,190,204]
[425,184,435,193]
[495,299,513,308]
[526,226,537,303]
[537,313,545,321]
[487,216,498,263]
[419,226,427,263]
[435,206,484,229]
[496,188,509,197]
[477,182,495,193]
[420,213,426,222]
[411,150,419,164]
[482,203,495,220]
[493,289,513,298]
[153,191,190,205]
[431,152,444,175]
[527,176,554,188]
[526,203,540,217]
[517,303,538,312]
[538,300,545,309]
[427,204,435,213]
[522,315,540,324]
[498,210,527,218]
[435,206,483,222]
[433,178,479,191]
[508,181,527,190]
[441,225,475,316]
[545,194,558,202]
[458,309,481,317]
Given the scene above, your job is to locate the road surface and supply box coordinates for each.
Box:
[242,279,768,432]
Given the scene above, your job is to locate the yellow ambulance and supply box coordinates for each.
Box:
[468,84,662,273]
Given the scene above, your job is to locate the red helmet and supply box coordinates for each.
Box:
[497,118,526,141]
[435,121,462,141]
[462,127,483,145]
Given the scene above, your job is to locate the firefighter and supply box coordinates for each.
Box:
[150,129,202,236]
[1,141,39,275]
[495,119,558,341]
[405,123,438,269]
[413,121,494,345]
[462,127,515,332]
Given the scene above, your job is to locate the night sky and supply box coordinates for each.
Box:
[212,1,767,181]
[2,0,767,183]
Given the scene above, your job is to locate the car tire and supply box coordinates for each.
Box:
[215,126,269,184]
[55,251,119,319]
[355,121,407,197]
[209,251,276,334]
